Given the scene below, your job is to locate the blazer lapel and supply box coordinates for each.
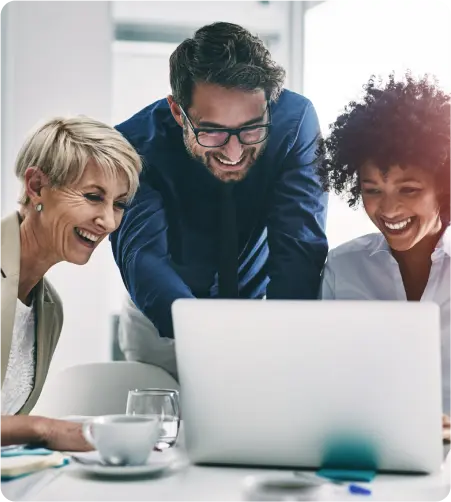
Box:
[28,280,55,403]
[1,213,21,385]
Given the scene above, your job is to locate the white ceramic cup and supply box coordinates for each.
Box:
[82,414,161,466]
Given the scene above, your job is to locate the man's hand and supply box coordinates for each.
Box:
[1,415,93,452]
[443,415,450,443]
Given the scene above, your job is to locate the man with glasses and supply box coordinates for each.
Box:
[111,22,328,377]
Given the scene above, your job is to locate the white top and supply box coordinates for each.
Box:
[1,298,36,415]
[320,226,450,415]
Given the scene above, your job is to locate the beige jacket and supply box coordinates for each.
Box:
[1,212,63,415]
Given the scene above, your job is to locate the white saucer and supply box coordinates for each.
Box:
[71,452,171,477]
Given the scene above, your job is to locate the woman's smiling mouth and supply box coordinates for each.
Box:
[380,216,416,235]
[74,227,102,248]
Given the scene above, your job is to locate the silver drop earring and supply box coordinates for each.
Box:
[35,203,43,212]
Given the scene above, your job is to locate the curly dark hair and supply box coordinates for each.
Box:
[317,72,450,222]
[169,22,286,109]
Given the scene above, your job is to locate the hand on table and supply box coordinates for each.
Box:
[1,415,93,452]
[38,417,94,451]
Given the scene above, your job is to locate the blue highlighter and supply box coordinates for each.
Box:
[349,484,372,495]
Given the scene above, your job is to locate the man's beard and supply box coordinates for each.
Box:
[183,127,267,183]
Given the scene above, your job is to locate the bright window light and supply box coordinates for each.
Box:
[304,0,451,248]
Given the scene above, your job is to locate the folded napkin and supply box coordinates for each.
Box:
[1,447,53,457]
[1,447,69,481]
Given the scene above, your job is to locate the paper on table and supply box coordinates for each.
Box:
[1,452,68,481]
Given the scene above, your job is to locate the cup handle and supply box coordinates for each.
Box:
[82,422,96,447]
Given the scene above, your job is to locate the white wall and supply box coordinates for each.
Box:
[112,1,288,37]
[0,0,8,214]
[112,41,176,125]
[112,1,291,86]
[1,1,120,377]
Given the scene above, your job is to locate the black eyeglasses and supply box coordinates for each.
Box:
[179,103,272,148]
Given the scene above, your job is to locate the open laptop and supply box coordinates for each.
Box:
[172,299,443,473]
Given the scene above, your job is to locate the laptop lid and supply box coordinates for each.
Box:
[172,299,443,473]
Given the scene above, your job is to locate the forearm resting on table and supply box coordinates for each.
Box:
[1,415,92,451]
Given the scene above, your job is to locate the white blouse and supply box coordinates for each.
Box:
[1,298,36,415]
[320,227,450,415]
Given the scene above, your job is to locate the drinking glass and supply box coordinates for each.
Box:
[126,388,180,448]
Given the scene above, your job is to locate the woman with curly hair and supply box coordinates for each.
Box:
[318,73,450,435]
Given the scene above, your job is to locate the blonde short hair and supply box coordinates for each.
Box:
[15,115,142,205]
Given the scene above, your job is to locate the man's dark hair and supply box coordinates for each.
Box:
[317,72,450,222]
[169,22,286,109]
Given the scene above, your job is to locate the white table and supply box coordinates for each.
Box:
[3,439,450,501]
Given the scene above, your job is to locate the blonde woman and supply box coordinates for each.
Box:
[1,116,142,450]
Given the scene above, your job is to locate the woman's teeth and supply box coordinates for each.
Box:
[383,217,412,230]
[75,227,100,243]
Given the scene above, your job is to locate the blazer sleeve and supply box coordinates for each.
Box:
[110,175,194,339]
[266,101,329,300]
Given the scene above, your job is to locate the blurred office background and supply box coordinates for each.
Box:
[1,1,450,377]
